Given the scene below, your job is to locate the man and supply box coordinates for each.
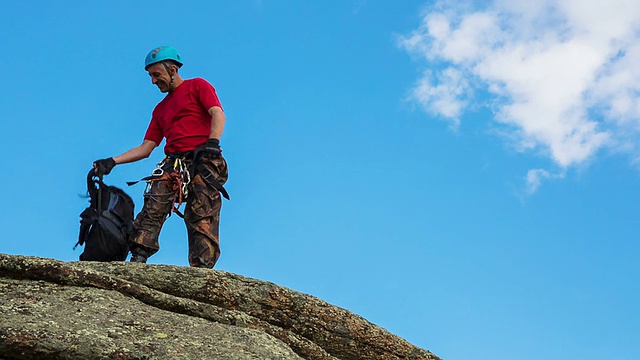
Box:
[93,45,229,268]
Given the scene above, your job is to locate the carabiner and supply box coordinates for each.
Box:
[152,167,164,177]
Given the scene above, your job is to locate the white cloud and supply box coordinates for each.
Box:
[399,0,640,190]
[525,169,565,195]
[409,67,470,125]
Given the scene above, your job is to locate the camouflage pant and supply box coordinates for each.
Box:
[129,154,228,268]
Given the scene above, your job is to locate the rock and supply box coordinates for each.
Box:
[0,254,440,360]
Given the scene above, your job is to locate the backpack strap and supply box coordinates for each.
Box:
[74,207,98,249]
[75,169,103,250]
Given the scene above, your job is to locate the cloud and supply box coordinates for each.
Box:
[399,0,640,189]
[409,67,470,125]
[525,168,565,195]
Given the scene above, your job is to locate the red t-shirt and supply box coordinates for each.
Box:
[144,78,223,154]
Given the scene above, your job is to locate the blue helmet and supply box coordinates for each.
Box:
[144,46,183,70]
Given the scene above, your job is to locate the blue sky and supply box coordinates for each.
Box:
[1,1,639,359]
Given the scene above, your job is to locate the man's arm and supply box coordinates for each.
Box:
[113,140,158,164]
[191,106,225,161]
[208,106,226,140]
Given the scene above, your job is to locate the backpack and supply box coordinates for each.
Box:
[75,170,135,261]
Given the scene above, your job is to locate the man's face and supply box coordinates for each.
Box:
[147,63,173,93]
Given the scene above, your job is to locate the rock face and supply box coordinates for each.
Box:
[0,254,440,360]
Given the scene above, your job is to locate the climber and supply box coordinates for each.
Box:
[93,45,229,268]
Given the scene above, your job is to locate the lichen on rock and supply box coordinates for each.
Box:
[0,254,440,360]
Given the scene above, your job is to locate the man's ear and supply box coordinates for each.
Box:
[167,64,177,76]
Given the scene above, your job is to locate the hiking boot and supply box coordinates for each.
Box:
[129,248,149,263]
[191,256,211,269]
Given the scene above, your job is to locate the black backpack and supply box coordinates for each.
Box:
[75,170,135,261]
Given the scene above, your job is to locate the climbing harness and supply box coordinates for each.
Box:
[127,153,192,218]
[193,160,230,201]
[160,156,191,216]
[127,151,230,218]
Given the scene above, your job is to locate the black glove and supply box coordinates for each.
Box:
[194,139,221,160]
[93,157,116,176]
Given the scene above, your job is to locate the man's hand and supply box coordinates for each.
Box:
[93,157,116,176]
[194,139,221,160]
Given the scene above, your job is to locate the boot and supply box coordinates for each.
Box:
[129,247,149,263]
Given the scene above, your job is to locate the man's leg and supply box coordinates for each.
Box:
[184,156,228,268]
[129,179,175,263]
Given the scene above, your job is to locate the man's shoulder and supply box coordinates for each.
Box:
[186,77,212,86]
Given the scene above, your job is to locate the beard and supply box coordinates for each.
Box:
[157,81,169,92]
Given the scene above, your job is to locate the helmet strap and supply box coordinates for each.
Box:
[162,62,176,92]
